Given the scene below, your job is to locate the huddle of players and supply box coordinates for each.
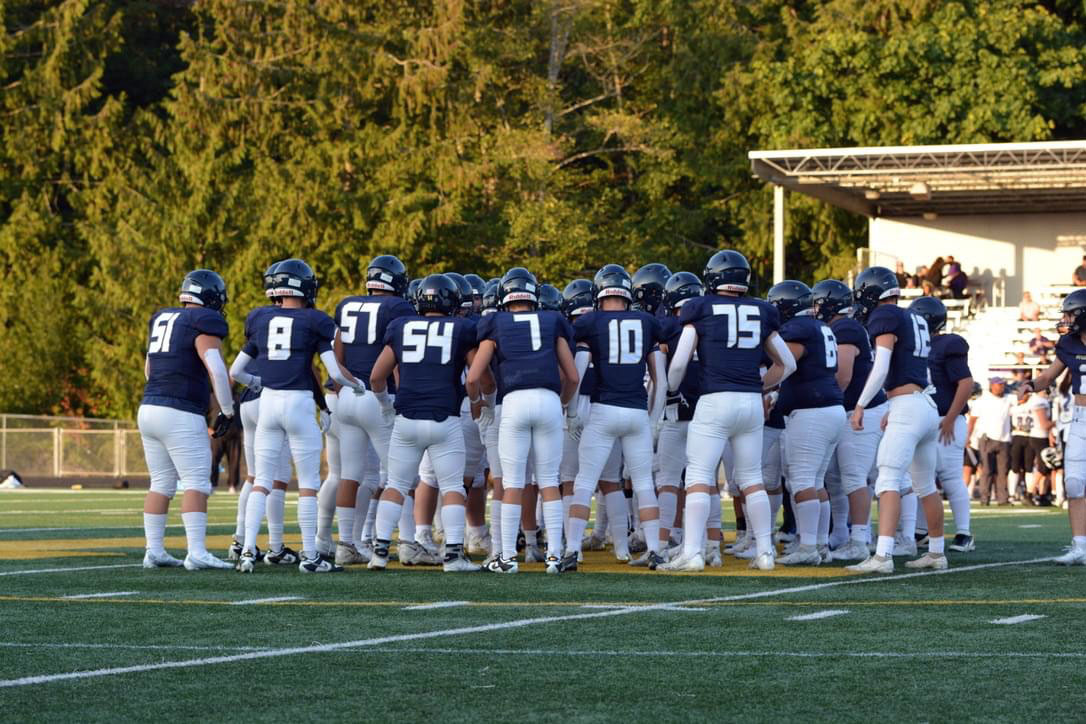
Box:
[138,250,1086,574]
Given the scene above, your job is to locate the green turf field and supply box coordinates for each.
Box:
[0,489,1084,722]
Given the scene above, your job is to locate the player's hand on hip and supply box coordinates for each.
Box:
[850,406,864,432]
[938,415,955,445]
[211,412,235,439]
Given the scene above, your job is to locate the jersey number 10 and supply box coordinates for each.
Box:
[608,319,643,364]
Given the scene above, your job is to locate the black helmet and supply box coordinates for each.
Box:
[663,271,703,311]
[266,258,318,305]
[562,279,594,319]
[416,274,461,316]
[631,263,672,314]
[704,250,751,294]
[407,278,422,312]
[1060,288,1086,335]
[811,279,853,322]
[464,273,486,299]
[444,272,474,313]
[498,267,539,309]
[852,266,900,321]
[481,280,500,315]
[179,269,227,312]
[262,261,281,299]
[366,255,409,296]
[593,264,632,305]
[767,280,813,323]
[909,296,948,334]
[538,283,562,312]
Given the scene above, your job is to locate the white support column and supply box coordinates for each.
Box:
[773,184,785,284]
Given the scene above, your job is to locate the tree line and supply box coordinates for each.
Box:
[3,0,1085,418]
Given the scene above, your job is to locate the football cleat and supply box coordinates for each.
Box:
[705,546,724,567]
[893,533,917,558]
[948,533,975,552]
[583,531,607,551]
[830,540,870,562]
[614,550,631,563]
[915,532,930,548]
[356,539,374,562]
[443,549,481,573]
[399,541,442,566]
[846,554,894,574]
[299,554,344,573]
[725,532,750,554]
[264,546,299,566]
[335,542,368,566]
[315,536,335,559]
[183,550,233,570]
[236,550,256,573]
[367,544,390,570]
[545,554,561,574]
[646,550,666,570]
[774,531,796,545]
[817,544,832,564]
[903,552,948,570]
[524,543,545,563]
[143,549,183,569]
[732,543,756,561]
[628,551,653,567]
[1053,546,1086,566]
[557,552,579,573]
[777,544,822,566]
[466,529,491,556]
[484,556,519,574]
[416,529,441,557]
[628,529,647,554]
[749,551,775,571]
[227,538,242,561]
[659,552,704,572]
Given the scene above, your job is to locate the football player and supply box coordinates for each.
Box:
[367,274,482,572]
[139,270,235,570]
[662,250,796,572]
[562,264,668,572]
[468,267,579,573]
[910,296,975,553]
[846,266,944,573]
[631,263,672,316]
[230,259,364,573]
[768,281,845,566]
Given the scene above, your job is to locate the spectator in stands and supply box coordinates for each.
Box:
[945,262,968,299]
[968,377,1013,505]
[1018,291,1041,321]
[921,280,936,297]
[1029,328,1055,356]
[1073,254,1086,287]
[905,275,919,289]
[925,256,946,287]
[917,264,930,283]
[894,260,915,289]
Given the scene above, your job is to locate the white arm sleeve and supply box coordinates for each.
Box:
[319,349,358,392]
[856,344,892,409]
[667,326,697,393]
[765,333,797,388]
[203,348,235,417]
[649,349,667,426]
[229,351,255,387]
[570,349,591,415]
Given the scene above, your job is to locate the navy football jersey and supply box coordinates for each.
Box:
[831,317,888,411]
[1056,334,1086,395]
[778,316,844,413]
[865,304,931,391]
[929,333,971,417]
[678,295,779,394]
[661,315,700,420]
[385,315,477,420]
[141,306,228,416]
[242,306,337,391]
[336,294,413,390]
[478,310,573,398]
[574,310,662,410]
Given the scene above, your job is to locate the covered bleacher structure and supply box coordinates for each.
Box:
[748,140,1086,380]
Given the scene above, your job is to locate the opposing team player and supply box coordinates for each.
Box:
[331,255,414,565]
[768,281,845,566]
[230,259,364,573]
[563,264,667,571]
[910,296,975,553]
[663,250,796,572]
[367,274,482,572]
[139,270,235,570]
[467,267,579,573]
[846,266,944,573]
[1017,289,1086,564]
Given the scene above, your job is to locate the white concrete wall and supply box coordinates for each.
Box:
[868,213,1086,304]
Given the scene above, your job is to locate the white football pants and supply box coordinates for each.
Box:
[874,392,939,497]
[685,391,763,490]
[498,388,564,490]
[138,404,212,497]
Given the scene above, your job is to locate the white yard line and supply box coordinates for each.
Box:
[345,647,1086,659]
[0,642,266,653]
[786,609,849,621]
[61,591,139,600]
[231,596,304,606]
[1018,524,1043,529]
[990,614,1046,625]
[403,601,469,611]
[0,555,1055,689]
[0,564,142,577]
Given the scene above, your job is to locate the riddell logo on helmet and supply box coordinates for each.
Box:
[599,288,631,299]
[503,292,536,302]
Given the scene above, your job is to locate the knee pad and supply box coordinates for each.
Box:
[179,478,212,497]
[386,477,415,497]
[149,477,178,499]
[419,476,439,490]
[1066,477,1086,499]
[874,469,906,497]
[911,475,937,498]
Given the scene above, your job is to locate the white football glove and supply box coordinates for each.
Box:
[319,410,332,434]
[664,402,678,423]
[247,375,262,394]
[566,413,584,442]
[476,404,495,429]
[351,383,366,396]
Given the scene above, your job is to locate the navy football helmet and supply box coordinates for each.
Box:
[811,279,853,322]
[538,283,562,312]
[366,255,409,296]
[562,279,594,319]
[631,263,672,314]
[852,266,900,322]
[593,264,632,304]
[179,269,227,312]
[704,250,751,294]
[767,280,813,323]
[266,258,318,305]
[416,274,460,316]
[909,296,947,334]
[481,280,500,315]
[1059,289,1086,335]
[464,273,486,312]
[407,278,422,312]
[498,267,539,309]
[663,271,703,311]
[444,272,475,314]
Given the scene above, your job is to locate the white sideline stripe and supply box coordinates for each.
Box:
[1018,524,1043,529]
[61,591,139,600]
[991,614,1046,625]
[0,555,1054,689]
[231,596,304,606]
[0,524,235,534]
[580,604,705,612]
[352,647,1086,660]
[0,564,142,577]
[786,609,849,621]
[403,601,469,611]
[0,642,267,653]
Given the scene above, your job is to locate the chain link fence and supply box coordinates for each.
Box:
[1,414,146,478]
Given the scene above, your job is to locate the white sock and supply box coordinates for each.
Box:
[1073,535,1086,550]
[242,489,267,554]
[876,534,894,558]
[744,490,773,556]
[144,512,167,553]
[267,488,286,552]
[817,499,831,546]
[673,526,683,545]
[181,511,207,555]
[523,528,538,546]
[441,503,466,546]
[595,490,609,536]
[681,492,710,558]
[316,476,338,546]
[900,492,917,541]
[641,516,660,554]
[795,498,819,547]
[707,492,722,537]
[336,506,355,544]
[829,492,849,546]
[566,515,589,555]
[561,494,572,526]
[415,523,433,545]
[374,498,402,544]
[353,485,374,548]
[490,497,502,555]
[362,496,377,541]
[468,525,488,540]
[234,481,252,538]
[768,491,783,529]
[542,499,563,557]
[297,495,317,559]
[501,501,521,560]
[398,495,416,541]
[928,535,945,554]
[657,490,677,542]
[604,491,629,556]
[944,479,971,536]
[851,523,870,544]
